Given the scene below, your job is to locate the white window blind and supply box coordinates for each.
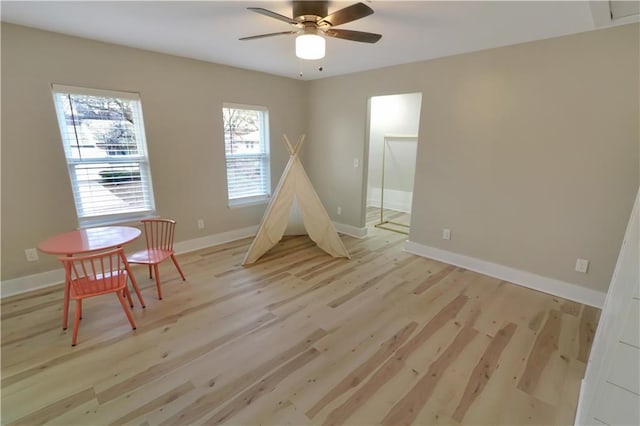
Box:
[222,104,270,205]
[51,85,156,227]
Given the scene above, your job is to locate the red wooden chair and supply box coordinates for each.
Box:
[59,248,137,346]
[127,219,186,300]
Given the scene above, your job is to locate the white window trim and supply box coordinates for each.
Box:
[228,195,270,209]
[51,84,157,228]
[222,103,271,207]
[77,213,159,229]
[52,84,141,101]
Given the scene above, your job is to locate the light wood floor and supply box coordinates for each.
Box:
[1,219,599,425]
[367,207,411,234]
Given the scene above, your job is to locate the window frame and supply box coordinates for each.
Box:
[222,103,271,207]
[51,84,157,228]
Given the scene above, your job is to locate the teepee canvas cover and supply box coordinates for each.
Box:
[243,135,350,265]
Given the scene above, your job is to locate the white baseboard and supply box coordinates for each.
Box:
[574,379,589,426]
[333,221,368,239]
[0,269,67,299]
[173,225,258,255]
[404,240,606,308]
[0,225,259,300]
[367,187,412,213]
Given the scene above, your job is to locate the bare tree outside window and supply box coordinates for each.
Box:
[63,95,139,156]
[223,108,260,155]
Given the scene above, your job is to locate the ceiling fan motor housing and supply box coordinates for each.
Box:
[293,1,328,22]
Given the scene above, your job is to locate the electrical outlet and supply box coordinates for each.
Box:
[442,228,451,240]
[197,219,205,230]
[25,248,39,262]
[575,258,589,273]
[353,158,359,168]
[337,206,342,215]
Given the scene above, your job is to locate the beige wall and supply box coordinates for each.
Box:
[307,23,639,293]
[1,23,307,280]
[2,23,638,295]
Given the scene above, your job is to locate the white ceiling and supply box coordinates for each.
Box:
[1,1,637,80]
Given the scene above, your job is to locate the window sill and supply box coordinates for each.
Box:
[228,195,270,209]
[78,212,159,229]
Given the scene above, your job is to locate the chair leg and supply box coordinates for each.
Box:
[148,264,153,279]
[154,264,162,300]
[170,255,186,281]
[116,291,137,330]
[123,262,146,309]
[63,265,71,330]
[124,287,134,308]
[72,300,82,346]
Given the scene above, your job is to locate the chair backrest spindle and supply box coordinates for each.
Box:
[60,248,127,298]
[141,219,177,252]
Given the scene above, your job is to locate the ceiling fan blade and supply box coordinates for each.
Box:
[247,7,298,25]
[239,31,297,41]
[318,2,373,27]
[325,29,382,43]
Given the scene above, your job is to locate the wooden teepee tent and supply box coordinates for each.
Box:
[243,135,350,265]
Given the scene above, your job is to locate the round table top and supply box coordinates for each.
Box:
[37,226,141,255]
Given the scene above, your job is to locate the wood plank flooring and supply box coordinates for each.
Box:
[367,207,411,234]
[1,214,599,425]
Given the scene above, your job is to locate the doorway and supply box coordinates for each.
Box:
[366,93,422,234]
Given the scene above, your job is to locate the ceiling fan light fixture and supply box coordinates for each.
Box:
[242,2,380,60]
[296,33,325,60]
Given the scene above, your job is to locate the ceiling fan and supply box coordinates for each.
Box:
[240,1,382,59]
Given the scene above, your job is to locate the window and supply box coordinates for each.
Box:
[222,104,270,206]
[51,85,156,227]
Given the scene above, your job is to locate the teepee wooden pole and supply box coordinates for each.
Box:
[294,134,306,155]
[283,134,295,155]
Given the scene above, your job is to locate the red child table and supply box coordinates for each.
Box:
[38,226,146,330]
